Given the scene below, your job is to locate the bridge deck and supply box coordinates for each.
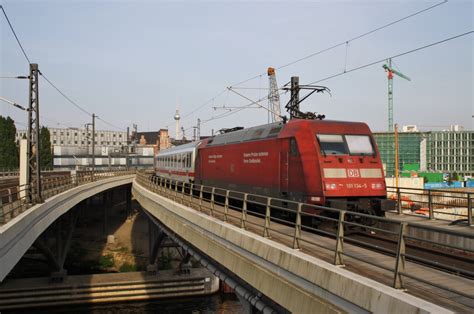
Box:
[166,192,473,312]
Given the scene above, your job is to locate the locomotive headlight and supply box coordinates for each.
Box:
[325,183,338,190]
[371,183,384,189]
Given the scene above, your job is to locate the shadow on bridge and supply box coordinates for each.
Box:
[0,177,223,311]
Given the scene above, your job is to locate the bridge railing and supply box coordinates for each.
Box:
[0,169,20,178]
[387,186,473,225]
[0,168,135,225]
[136,172,473,298]
[0,168,62,178]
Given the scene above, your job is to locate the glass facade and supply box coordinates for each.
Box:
[373,130,474,177]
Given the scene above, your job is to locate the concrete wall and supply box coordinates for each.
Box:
[133,180,450,314]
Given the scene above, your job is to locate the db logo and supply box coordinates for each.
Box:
[347,169,360,178]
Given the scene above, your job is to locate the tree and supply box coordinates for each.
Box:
[39,126,53,169]
[0,116,19,169]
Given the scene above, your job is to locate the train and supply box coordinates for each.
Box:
[155,119,394,216]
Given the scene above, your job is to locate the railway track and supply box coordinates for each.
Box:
[209,191,474,280]
[0,172,71,203]
[344,231,474,279]
[160,179,473,281]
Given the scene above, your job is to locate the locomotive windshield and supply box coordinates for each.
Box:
[345,135,374,155]
[317,134,348,155]
[317,134,374,155]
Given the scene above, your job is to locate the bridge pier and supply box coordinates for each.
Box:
[146,215,207,277]
[126,185,132,219]
[102,191,110,237]
[144,211,285,313]
[32,205,80,282]
[178,250,192,274]
[147,218,166,276]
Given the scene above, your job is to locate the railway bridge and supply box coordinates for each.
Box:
[0,170,473,313]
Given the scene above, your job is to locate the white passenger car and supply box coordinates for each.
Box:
[155,141,200,183]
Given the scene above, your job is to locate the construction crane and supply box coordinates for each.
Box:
[267,67,282,122]
[382,59,411,132]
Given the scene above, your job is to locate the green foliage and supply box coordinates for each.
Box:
[39,126,53,169]
[119,262,137,272]
[99,254,114,269]
[0,116,19,169]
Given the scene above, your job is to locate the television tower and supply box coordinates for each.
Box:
[174,100,181,140]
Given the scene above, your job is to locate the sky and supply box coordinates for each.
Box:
[1,0,473,137]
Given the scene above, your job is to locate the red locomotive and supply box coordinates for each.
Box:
[156,119,392,215]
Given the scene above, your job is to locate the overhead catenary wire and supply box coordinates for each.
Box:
[1,5,127,132]
[0,76,29,79]
[271,0,449,74]
[38,72,92,117]
[40,73,126,131]
[96,116,126,131]
[308,30,473,85]
[0,5,31,64]
[0,96,80,129]
[0,96,28,111]
[200,30,473,125]
[180,89,228,121]
[227,87,283,119]
[201,91,279,125]
[178,0,448,122]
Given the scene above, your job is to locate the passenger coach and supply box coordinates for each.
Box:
[155,141,199,183]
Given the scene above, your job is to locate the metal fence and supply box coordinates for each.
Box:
[387,186,473,226]
[136,172,473,298]
[0,168,61,178]
[0,169,135,225]
[0,169,19,178]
